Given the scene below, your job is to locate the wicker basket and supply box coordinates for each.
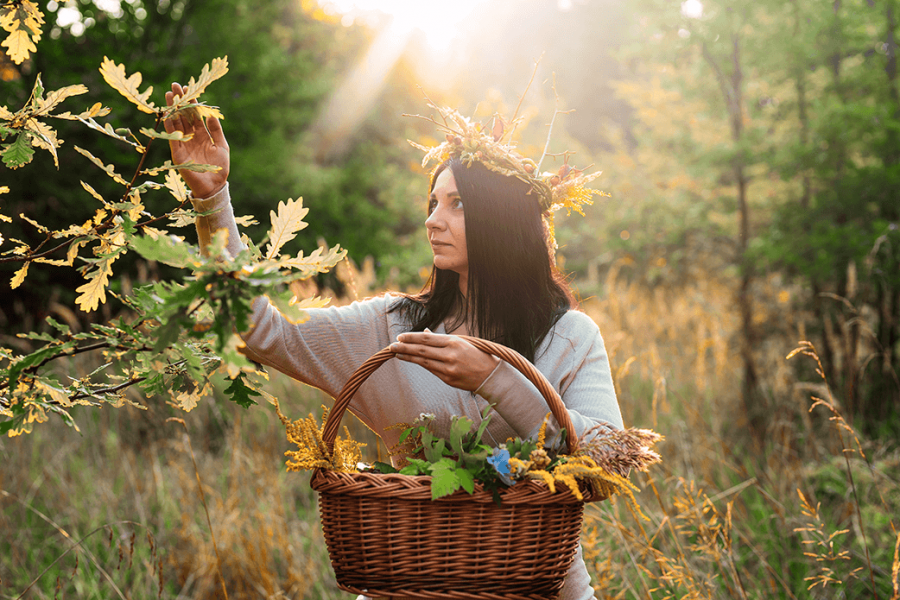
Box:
[312,336,605,600]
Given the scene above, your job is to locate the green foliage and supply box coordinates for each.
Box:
[0,56,345,436]
[382,407,566,502]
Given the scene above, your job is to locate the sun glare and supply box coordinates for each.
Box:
[320,0,481,50]
[681,0,703,19]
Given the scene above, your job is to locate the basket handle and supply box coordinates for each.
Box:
[322,335,577,455]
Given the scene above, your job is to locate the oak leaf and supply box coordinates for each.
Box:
[1,29,35,64]
[283,244,346,277]
[1,132,34,168]
[265,198,309,259]
[23,117,59,167]
[140,127,193,142]
[33,83,88,117]
[175,57,229,105]
[10,262,27,288]
[52,101,110,121]
[164,169,189,203]
[99,57,157,114]
[74,146,128,185]
[140,160,221,176]
[75,257,115,312]
[0,0,43,65]
[80,180,108,206]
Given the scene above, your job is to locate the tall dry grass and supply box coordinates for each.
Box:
[1,258,898,598]
[579,262,900,599]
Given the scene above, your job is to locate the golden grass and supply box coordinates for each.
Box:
[2,261,898,598]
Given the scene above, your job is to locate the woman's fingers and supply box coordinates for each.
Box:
[390,333,500,392]
[206,115,228,148]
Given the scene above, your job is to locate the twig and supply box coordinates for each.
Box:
[508,52,544,140]
[536,74,575,173]
[69,376,147,402]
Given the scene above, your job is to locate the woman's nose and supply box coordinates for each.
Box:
[425,207,444,230]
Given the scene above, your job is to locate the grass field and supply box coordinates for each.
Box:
[2,268,898,599]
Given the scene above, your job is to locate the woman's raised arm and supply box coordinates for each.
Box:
[164,82,230,199]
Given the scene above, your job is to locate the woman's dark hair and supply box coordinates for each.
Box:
[390,157,576,362]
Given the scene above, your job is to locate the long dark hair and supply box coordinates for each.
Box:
[390,158,575,362]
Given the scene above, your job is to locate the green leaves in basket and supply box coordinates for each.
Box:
[372,461,397,474]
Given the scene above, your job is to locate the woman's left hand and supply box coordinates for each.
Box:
[390,330,500,392]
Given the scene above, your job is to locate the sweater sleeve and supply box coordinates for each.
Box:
[474,311,622,442]
[190,183,245,258]
[190,183,395,408]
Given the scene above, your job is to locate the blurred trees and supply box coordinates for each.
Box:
[1,0,428,332]
[3,0,897,434]
[596,0,900,437]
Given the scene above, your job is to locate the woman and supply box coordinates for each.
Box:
[165,82,622,600]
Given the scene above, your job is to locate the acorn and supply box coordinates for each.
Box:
[446,133,454,143]
[524,162,535,174]
[550,175,561,186]
[558,164,572,178]
[453,136,463,145]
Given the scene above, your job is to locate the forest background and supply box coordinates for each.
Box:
[1,0,899,598]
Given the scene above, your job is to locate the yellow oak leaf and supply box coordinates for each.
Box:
[176,390,200,412]
[175,57,229,105]
[1,29,35,65]
[52,101,111,121]
[66,239,87,265]
[283,244,346,275]
[99,56,157,115]
[24,118,60,167]
[265,197,309,259]
[74,146,128,185]
[10,262,27,288]
[19,213,47,233]
[33,84,88,116]
[1,1,43,66]
[175,383,210,412]
[80,180,108,205]
[140,225,168,239]
[35,380,72,407]
[34,257,70,266]
[75,257,115,312]
[164,169,189,203]
[233,215,258,227]
[167,208,194,228]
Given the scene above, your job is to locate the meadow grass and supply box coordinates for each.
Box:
[1,265,898,599]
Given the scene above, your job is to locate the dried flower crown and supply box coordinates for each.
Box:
[405,99,607,245]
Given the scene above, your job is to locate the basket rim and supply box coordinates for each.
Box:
[311,468,603,505]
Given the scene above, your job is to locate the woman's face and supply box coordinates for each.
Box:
[426,168,468,279]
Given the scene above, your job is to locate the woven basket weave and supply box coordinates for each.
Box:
[312,336,604,600]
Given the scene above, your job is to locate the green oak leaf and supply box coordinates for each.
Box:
[223,373,261,409]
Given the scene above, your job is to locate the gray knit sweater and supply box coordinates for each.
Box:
[192,183,622,600]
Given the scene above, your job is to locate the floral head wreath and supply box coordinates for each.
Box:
[405,98,607,247]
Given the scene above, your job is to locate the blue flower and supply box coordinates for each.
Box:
[487,447,511,476]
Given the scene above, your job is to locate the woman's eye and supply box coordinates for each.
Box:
[427,198,437,213]
[452,198,464,210]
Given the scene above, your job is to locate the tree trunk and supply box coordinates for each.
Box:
[729,33,762,436]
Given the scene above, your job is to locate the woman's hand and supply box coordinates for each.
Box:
[164,82,230,199]
[390,330,501,392]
